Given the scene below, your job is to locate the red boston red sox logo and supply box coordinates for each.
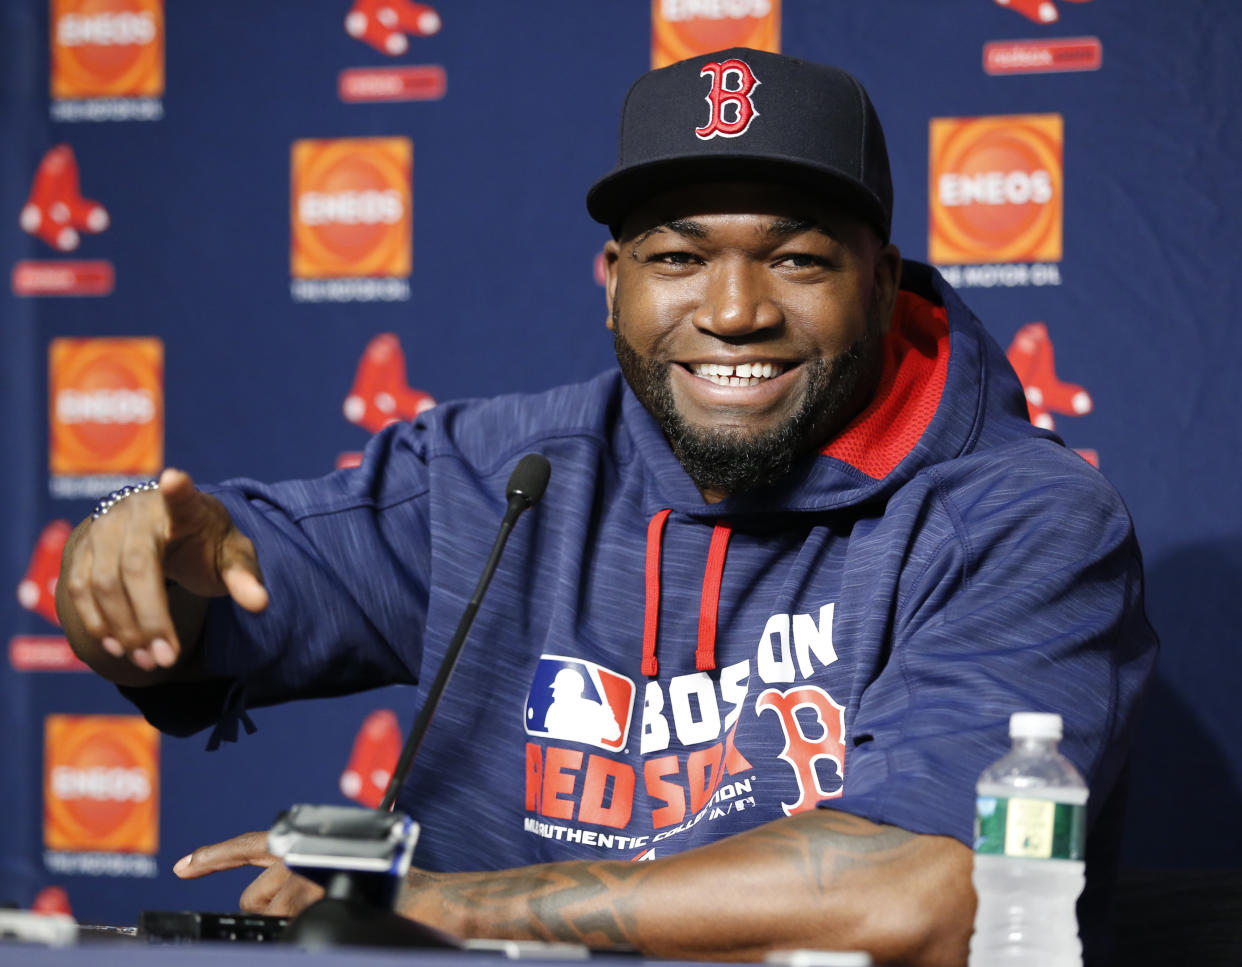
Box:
[756,684,846,815]
[695,58,760,140]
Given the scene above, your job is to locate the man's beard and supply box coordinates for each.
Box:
[613,309,883,497]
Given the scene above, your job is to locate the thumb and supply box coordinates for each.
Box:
[222,558,269,613]
[220,526,268,613]
[160,465,269,610]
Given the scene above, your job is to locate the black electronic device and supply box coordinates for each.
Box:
[137,910,289,943]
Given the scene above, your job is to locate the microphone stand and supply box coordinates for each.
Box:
[272,805,455,949]
[276,454,552,950]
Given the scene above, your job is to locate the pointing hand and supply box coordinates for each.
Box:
[57,467,267,674]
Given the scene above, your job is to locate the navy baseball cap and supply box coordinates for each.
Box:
[587,48,893,241]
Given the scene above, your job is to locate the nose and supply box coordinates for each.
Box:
[693,258,783,338]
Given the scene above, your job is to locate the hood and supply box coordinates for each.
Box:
[626,260,1057,519]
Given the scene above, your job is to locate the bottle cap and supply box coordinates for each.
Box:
[1009,712,1062,740]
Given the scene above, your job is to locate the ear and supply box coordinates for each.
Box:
[873,243,902,335]
[603,239,621,332]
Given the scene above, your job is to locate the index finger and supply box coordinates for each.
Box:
[121,527,183,664]
[173,831,276,879]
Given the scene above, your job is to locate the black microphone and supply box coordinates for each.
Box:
[506,450,552,512]
[378,452,551,812]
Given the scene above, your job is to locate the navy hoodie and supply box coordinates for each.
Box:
[127,263,1155,897]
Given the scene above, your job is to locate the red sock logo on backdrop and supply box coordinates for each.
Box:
[17,521,71,628]
[20,146,109,253]
[13,145,115,297]
[337,334,435,468]
[993,0,1092,25]
[11,521,89,673]
[31,886,73,917]
[1006,323,1098,466]
[343,333,436,434]
[1005,322,1093,431]
[345,0,441,56]
[340,709,402,808]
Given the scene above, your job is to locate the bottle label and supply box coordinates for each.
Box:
[974,795,1085,860]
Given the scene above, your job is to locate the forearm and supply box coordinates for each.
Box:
[399,810,974,965]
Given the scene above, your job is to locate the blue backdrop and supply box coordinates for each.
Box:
[3,0,1240,924]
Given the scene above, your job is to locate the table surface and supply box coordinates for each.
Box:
[0,939,691,967]
[0,934,879,967]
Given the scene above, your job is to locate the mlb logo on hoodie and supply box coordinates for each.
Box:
[525,657,635,753]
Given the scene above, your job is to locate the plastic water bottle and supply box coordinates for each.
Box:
[968,712,1087,967]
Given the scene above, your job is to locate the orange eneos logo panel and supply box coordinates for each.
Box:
[44,715,159,853]
[49,337,163,477]
[50,0,164,100]
[929,114,1063,265]
[651,0,780,69]
[291,138,413,279]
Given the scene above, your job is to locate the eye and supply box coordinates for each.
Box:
[775,253,829,269]
[647,250,702,266]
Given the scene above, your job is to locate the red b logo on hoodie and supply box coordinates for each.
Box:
[695,59,761,140]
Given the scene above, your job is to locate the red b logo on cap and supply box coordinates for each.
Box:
[696,59,760,140]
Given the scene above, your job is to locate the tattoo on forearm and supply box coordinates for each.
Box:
[525,863,644,947]
[413,860,649,948]
[756,810,918,886]
[405,812,922,953]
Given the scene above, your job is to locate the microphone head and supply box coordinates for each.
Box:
[506,453,551,509]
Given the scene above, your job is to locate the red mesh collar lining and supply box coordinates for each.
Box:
[821,291,951,480]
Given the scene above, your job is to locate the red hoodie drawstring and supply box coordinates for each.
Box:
[696,522,731,672]
[641,510,732,677]
[641,509,672,677]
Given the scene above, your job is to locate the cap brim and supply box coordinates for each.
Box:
[586,154,890,241]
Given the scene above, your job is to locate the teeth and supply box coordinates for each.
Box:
[691,362,783,385]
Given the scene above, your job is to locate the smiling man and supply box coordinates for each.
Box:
[57,49,1155,966]
[605,183,899,502]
